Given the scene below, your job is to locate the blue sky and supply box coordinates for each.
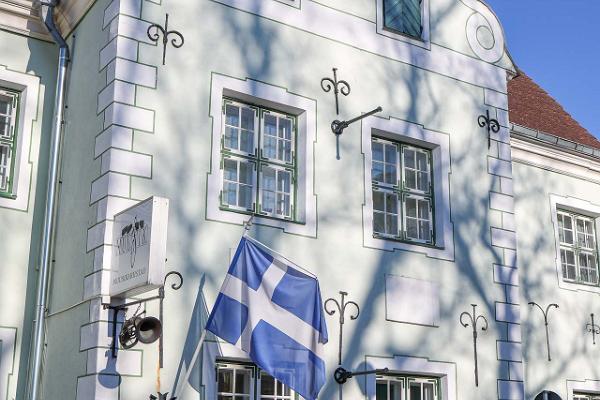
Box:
[485,0,600,138]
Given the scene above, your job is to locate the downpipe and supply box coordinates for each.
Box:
[29,1,70,399]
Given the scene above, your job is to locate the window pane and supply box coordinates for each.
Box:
[423,383,435,400]
[0,144,10,191]
[374,212,385,234]
[561,249,577,281]
[409,382,421,400]
[374,191,385,212]
[0,115,10,138]
[235,370,251,394]
[390,381,402,400]
[240,130,254,154]
[385,163,397,185]
[558,214,574,244]
[405,197,432,242]
[262,167,276,213]
[373,161,385,183]
[226,104,239,126]
[261,374,275,395]
[264,114,278,159]
[223,158,254,209]
[278,118,293,163]
[373,142,384,161]
[404,148,415,169]
[218,369,233,393]
[384,0,421,37]
[224,126,239,151]
[241,107,254,131]
[376,382,388,400]
[579,252,598,284]
[385,144,397,165]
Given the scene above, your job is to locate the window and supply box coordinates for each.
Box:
[376,375,439,400]
[0,88,19,198]
[371,137,433,244]
[216,362,300,400]
[574,394,600,400]
[383,0,422,38]
[557,210,599,285]
[220,99,296,221]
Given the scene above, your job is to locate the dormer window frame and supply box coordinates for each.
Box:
[376,0,431,50]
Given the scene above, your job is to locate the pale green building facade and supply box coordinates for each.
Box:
[0,1,599,400]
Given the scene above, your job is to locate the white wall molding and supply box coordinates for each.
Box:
[360,115,454,260]
[0,65,40,211]
[207,73,317,237]
[210,0,509,92]
[365,354,456,400]
[511,136,600,185]
[567,379,600,399]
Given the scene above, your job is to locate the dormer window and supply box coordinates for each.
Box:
[383,0,422,38]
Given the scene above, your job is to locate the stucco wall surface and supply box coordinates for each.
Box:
[0,28,57,400]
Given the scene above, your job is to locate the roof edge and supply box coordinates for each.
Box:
[511,123,600,160]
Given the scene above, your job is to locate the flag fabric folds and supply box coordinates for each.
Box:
[206,236,328,400]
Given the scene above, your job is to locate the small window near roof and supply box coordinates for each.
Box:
[0,88,19,198]
[383,0,422,38]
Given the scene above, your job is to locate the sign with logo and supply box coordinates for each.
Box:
[109,196,169,298]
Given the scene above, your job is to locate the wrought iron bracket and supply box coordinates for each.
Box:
[528,302,559,361]
[334,367,389,385]
[147,14,185,65]
[149,392,176,400]
[331,106,382,160]
[459,304,488,387]
[477,109,500,148]
[105,271,183,366]
[587,313,600,345]
[324,291,360,366]
[321,68,351,115]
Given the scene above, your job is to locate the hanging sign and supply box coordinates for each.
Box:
[109,196,169,298]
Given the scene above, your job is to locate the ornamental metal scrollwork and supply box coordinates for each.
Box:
[528,302,559,361]
[587,313,600,345]
[460,304,488,387]
[477,109,500,148]
[324,291,360,366]
[147,14,185,65]
[321,68,351,115]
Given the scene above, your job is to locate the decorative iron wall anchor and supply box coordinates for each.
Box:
[528,302,559,361]
[147,14,185,65]
[321,68,351,115]
[587,313,599,345]
[324,291,360,366]
[477,109,500,148]
[334,367,389,384]
[459,304,488,387]
[107,270,183,368]
[149,392,176,400]
[331,106,382,159]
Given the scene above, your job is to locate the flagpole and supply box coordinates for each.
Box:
[172,329,207,399]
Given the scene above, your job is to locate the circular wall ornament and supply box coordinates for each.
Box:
[460,0,505,63]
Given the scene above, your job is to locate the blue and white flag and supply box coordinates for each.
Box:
[206,237,328,400]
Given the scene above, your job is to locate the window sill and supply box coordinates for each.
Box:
[373,234,440,250]
[0,192,16,200]
[382,26,423,42]
[219,206,304,226]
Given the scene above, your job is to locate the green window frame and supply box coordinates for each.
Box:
[216,361,301,400]
[557,210,599,286]
[372,137,434,245]
[0,88,19,198]
[219,98,297,221]
[383,0,422,39]
[376,374,439,400]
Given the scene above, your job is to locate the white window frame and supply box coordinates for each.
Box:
[366,355,455,400]
[376,374,439,400]
[0,66,39,211]
[550,195,600,294]
[568,380,600,400]
[208,74,316,237]
[362,116,454,260]
[556,210,598,285]
[376,0,431,49]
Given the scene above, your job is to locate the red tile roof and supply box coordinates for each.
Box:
[507,71,600,149]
